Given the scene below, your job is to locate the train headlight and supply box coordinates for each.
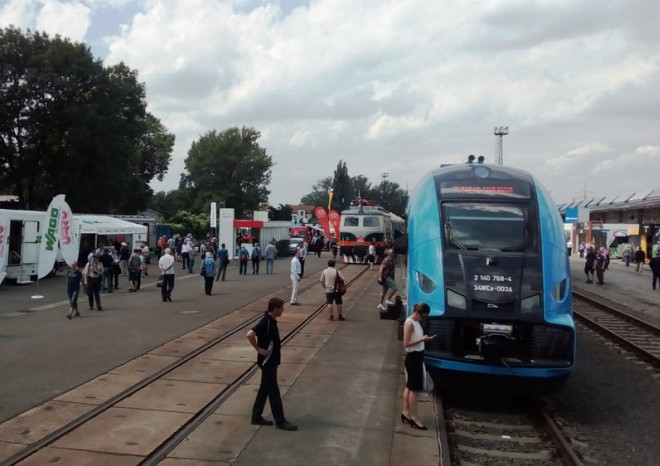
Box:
[447,289,466,310]
[551,278,568,301]
[416,271,436,293]
[521,294,541,314]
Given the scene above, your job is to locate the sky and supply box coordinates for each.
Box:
[2,0,660,207]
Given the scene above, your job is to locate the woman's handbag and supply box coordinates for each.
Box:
[334,272,347,296]
[200,268,206,277]
[156,275,165,288]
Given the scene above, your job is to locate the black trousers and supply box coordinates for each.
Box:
[653,272,659,290]
[252,364,284,424]
[204,276,214,294]
[300,258,305,277]
[161,274,174,300]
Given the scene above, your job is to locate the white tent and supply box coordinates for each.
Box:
[75,215,148,246]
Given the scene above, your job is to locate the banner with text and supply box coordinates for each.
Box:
[328,209,341,240]
[38,194,65,279]
[314,206,331,240]
[58,199,79,266]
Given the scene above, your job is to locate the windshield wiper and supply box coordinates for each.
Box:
[445,222,468,250]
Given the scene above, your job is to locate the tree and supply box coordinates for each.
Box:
[181,127,273,218]
[351,175,374,202]
[0,27,174,212]
[331,160,352,211]
[268,203,293,221]
[300,177,333,208]
[372,180,408,216]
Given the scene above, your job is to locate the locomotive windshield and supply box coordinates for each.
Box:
[442,202,537,252]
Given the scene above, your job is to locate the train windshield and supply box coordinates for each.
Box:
[442,203,537,252]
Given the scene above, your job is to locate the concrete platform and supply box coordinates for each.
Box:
[569,253,660,325]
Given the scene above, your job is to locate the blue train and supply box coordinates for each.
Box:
[404,157,575,391]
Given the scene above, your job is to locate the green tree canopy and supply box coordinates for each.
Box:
[300,176,333,209]
[180,126,273,218]
[0,27,174,212]
[300,161,408,216]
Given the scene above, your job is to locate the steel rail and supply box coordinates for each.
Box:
[573,291,660,369]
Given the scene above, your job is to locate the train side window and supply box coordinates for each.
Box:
[363,217,379,228]
[344,217,359,227]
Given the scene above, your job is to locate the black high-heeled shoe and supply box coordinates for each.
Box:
[401,413,411,424]
[409,419,428,430]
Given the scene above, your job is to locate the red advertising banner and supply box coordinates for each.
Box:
[328,209,341,240]
[314,206,331,240]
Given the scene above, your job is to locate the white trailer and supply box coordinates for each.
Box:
[0,209,56,284]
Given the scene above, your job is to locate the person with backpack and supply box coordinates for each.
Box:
[320,259,345,321]
[238,244,249,275]
[252,243,262,274]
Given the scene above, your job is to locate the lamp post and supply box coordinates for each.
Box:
[494,126,509,165]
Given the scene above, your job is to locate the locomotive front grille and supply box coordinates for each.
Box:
[425,318,573,367]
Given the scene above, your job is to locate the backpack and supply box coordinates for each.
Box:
[240,249,248,260]
[334,272,347,295]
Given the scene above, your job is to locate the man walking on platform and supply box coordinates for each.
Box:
[649,251,660,290]
[265,240,277,274]
[290,250,302,305]
[299,241,308,277]
[246,297,298,431]
[216,243,229,282]
[635,247,646,273]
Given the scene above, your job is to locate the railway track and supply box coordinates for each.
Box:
[435,391,582,466]
[572,291,660,370]
[0,265,370,466]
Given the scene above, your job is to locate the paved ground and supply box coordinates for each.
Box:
[0,255,439,465]
[1,251,656,465]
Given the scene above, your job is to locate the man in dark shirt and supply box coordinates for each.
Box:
[595,248,606,285]
[98,248,114,293]
[246,297,297,431]
[649,251,660,290]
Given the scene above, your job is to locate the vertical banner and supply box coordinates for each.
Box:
[314,206,331,240]
[210,202,217,228]
[58,199,79,266]
[328,209,341,240]
[38,194,65,279]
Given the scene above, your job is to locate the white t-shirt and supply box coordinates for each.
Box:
[320,267,343,293]
[159,254,175,274]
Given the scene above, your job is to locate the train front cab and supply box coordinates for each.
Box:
[405,164,575,393]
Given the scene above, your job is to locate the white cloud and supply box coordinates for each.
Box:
[34,0,91,42]
[6,0,660,206]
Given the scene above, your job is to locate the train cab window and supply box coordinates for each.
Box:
[442,203,537,252]
[343,217,359,227]
[362,216,380,228]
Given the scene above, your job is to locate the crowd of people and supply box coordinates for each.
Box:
[578,241,660,290]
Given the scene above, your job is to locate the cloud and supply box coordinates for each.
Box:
[34,0,91,42]
[5,0,660,207]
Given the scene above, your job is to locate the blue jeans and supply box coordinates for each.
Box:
[266,258,274,274]
[188,256,195,273]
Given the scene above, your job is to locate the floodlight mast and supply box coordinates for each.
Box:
[494,126,509,165]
